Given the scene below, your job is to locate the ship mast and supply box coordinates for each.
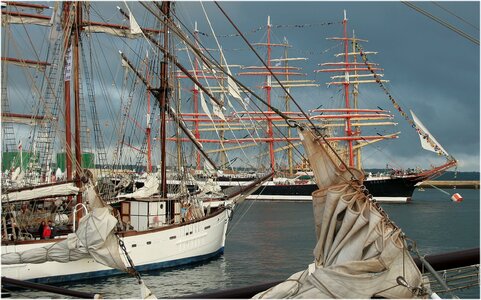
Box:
[159,1,170,202]
[316,10,391,168]
[73,1,82,209]
[342,10,354,167]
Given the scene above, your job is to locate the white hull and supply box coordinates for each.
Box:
[1,209,230,284]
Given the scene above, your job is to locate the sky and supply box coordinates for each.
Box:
[174,1,480,171]
[2,1,480,172]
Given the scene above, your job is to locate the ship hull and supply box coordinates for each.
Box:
[1,208,229,284]
[221,176,422,203]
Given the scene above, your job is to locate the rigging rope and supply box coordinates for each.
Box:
[402,1,479,45]
[432,1,479,30]
[196,20,340,38]
[355,42,453,160]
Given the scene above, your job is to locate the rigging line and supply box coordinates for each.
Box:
[159,4,306,163]
[141,2,307,163]
[431,1,479,31]
[198,1,264,166]
[214,1,363,182]
[401,1,479,45]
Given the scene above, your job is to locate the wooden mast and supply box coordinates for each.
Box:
[266,16,275,172]
[63,2,73,183]
[159,1,171,221]
[73,1,83,216]
[342,10,354,167]
[193,22,201,170]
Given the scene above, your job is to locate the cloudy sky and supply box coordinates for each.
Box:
[173,1,480,171]
[3,1,479,172]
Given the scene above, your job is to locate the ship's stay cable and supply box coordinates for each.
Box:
[432,1,479,30]
[198,1,267,170]
[402,1,479,45]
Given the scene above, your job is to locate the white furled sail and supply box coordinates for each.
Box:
[2,183,127,272]
[2,182,80,203]
[410,110,449,157]
[117,173,160,199]
[254,127,423,299]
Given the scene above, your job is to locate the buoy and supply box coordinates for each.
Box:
[451,193,463,203]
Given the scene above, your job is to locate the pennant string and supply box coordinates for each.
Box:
[355,43,450,159]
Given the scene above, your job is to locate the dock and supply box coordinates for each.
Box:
[419,180,479,189]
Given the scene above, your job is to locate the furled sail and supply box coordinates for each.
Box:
[2,183,127,272]
[410,110,449,157]
[254,127,423,298]
[2,182,80,203]
[117,173,160,199]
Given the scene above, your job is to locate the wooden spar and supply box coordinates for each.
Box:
[284,40,293,175]
[3,2,51,9]
[330,73,383,79]
[271,57,307,62]
[63,3,73,185]
[352,31,361,169]
[145,53,152,173]
[315,67,383,73]
[321,62,378,66]
[241,66,301,70]
[270,84,320,88]
[327,80,389,85]
[159,1,169,200]
[266,16,275,172]
[334,51,377,57]
[1,11,51,26]
[116,7,225,109]
[237,71,305,76]
[178,114,393,122]
[195,122,397,132]
[73,1,83,219]
[1,57,50,68]
[205,143,258,154]
[163,134,397,144]
[252,42,291,47]
[82,20,162,36]
[118,52,218,170]
[193,22,201,170]
[309,108,388,113]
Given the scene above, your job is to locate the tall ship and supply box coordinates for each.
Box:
[1,1,271,286]
[183,12,456,203]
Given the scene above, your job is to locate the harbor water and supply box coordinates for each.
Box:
[5,189,480,299]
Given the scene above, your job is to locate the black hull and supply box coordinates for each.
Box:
[218,176,423,200]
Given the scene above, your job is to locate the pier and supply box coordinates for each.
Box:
[419,180,480,190]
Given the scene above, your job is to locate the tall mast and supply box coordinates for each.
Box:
[145,53,152,173]
[73,1,83,212]
[352,30,361,170]
[342,10,354,167]
[283,38,293,175]
[316,10,393,168]
[159,1,170,201]
[193,21,201,170]
[266,16,275,172]
[63,2,73,182]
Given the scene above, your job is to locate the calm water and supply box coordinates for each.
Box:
[5,189,480,299]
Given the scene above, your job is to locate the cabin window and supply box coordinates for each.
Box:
[146,241,151,245]
[132,244,137,248]
[204,226,210,230]
[169,236,176,240]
